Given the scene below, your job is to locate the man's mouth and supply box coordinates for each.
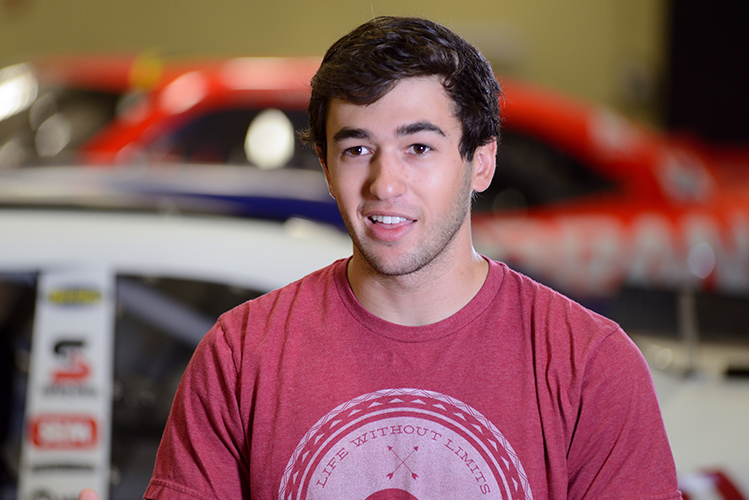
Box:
[370,215,408,225]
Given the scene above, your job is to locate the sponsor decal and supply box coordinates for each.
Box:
[19,270,113,500]
[30,463,96,474]
[29,414,98,450]
[51,339,91,384]
[279,388,532,500]
[28,490,79,500]
[47,288,102,306]
[42,339,96,396]
[42,385,97,397]
[474,212,749,295]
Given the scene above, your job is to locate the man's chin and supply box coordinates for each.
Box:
[356,250,431,278]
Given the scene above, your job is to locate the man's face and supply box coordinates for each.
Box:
[321,76,495,277]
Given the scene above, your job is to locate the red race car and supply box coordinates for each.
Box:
[2,55,749,300]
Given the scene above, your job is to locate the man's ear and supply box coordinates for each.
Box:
[471,138,497,193]
[316,145,335,199]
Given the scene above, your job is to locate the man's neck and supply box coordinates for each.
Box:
[346,249,489,327]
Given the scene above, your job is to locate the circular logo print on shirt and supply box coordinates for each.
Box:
[278,388,533,500]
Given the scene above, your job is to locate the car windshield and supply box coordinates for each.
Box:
[147,107,321,170]
[0,86,320,171]
[0,88,120,169]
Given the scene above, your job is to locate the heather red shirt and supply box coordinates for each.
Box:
[145,258,681,500]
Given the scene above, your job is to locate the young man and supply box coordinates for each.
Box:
[96,16,682,500]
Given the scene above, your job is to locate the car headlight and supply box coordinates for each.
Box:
[0,63,39,122]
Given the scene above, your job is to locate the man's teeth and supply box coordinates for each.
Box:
[371,215,407,224]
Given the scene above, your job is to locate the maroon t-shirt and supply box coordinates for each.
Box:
[145,258,681,500]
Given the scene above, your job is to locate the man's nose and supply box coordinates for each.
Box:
[368,151,406,200]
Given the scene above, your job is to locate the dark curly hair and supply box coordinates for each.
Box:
[301,16,502,163]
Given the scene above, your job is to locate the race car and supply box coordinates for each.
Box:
[0,55,320,170]
[2,54,749,312]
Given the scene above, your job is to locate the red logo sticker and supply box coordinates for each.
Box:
[30,414,98,449]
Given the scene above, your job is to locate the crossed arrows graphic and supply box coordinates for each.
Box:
[386,446,419,480]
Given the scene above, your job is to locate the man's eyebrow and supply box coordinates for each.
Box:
[332,127,371,142]
[397,121,445,137]
[331,121,445,143]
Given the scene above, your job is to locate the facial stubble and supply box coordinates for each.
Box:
[342,162,475,278]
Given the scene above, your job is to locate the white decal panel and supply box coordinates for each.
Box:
[19,269,115,500]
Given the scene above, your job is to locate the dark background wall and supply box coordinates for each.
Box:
[667,1,749,145]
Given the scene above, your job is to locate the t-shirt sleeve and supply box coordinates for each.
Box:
[566,328,682,500]
[144,321,249,500]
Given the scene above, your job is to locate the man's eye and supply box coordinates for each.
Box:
[344,146,370,156]
[409,144,431,155]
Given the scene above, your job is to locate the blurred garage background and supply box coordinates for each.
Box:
[1,0,746,138]
[1,1,748,499]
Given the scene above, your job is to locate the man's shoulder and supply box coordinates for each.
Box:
[491,259,621,338]
[200,259,347,355]
[490,260,640,387]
